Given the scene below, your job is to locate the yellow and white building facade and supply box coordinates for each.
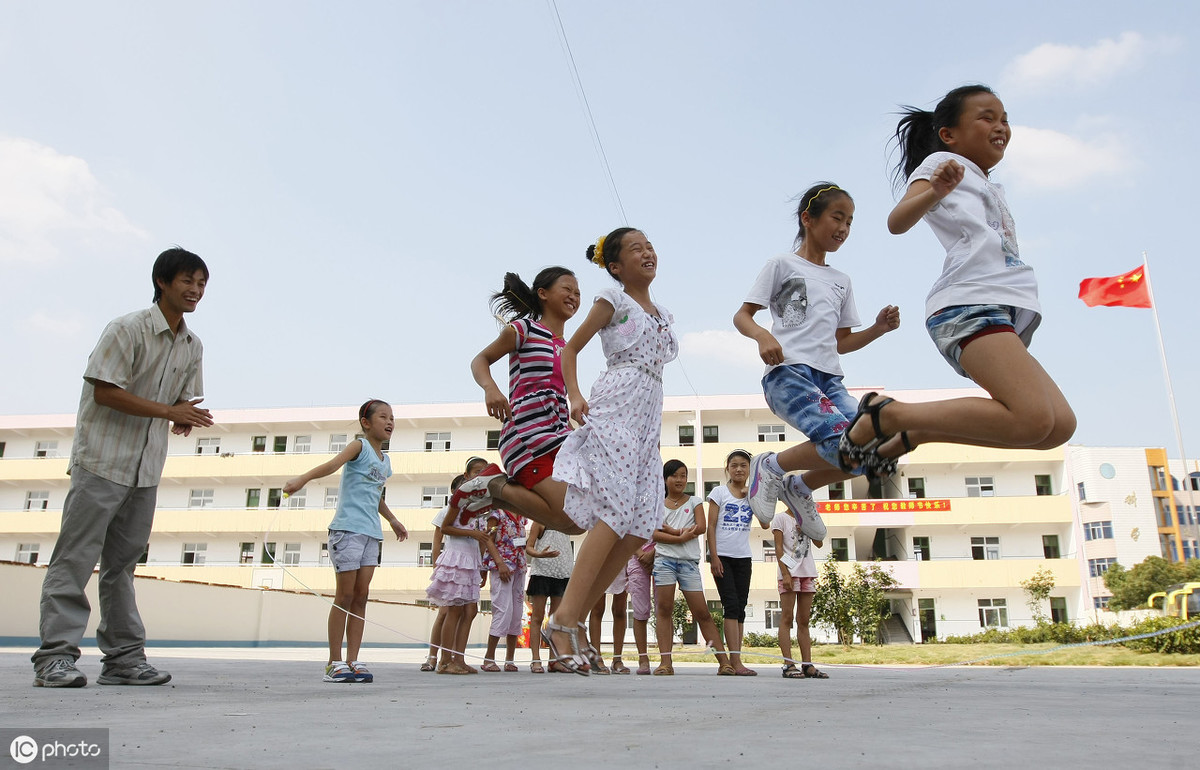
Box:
[0,390,1181,643]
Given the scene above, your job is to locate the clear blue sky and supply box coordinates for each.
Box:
[1,1,1196,457]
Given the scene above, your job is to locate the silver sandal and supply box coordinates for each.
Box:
[541,621,589,676]
[578,622,609,675]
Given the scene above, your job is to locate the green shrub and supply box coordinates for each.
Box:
[743,631,782,648]
[1121,617,1200,654]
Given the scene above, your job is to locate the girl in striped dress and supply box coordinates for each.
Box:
[463,267,584,535]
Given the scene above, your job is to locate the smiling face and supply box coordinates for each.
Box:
[940,91,1010,172]
[666,464,689,496]
[608,230,657,286]
[156,269,207,316]
[360,404,394,444]
[537,274,581,323]
[801,194,854,255]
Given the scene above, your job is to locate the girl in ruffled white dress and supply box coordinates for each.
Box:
[541,226,678,675]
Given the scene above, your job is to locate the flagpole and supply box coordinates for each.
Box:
[1143,251,1198,559]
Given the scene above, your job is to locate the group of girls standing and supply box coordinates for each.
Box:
[285,81,1076,680]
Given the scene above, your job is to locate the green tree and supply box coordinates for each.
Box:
[812,559,898,645]
[1020,566,1055,624]
[1103,556,1200,611]
[671,595,693,642]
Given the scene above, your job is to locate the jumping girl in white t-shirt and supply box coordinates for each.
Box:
[835,84,1075,471]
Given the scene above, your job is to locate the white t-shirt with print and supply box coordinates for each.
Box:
[744,253,860,377]
[655,496,704,561]
[707,484,753,559]
[908,151,1040,326]
[770,512,816,580]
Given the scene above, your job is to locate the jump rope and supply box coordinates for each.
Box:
[261,1,1198,672]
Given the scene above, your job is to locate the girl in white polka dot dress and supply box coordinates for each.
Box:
[542,226,678,675]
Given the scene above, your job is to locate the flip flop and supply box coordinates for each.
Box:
[717,664,737,676]
[610,658,630,675]
[503,662,519,673]
[734,667,758,676]
[480,660,500,672]
[530,661,545,674]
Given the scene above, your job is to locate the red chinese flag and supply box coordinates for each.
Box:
[1078,265,1152,308]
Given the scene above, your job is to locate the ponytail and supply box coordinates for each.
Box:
[891,84,995,190]
[489,267,575,322]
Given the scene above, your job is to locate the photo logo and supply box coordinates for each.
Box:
[9,736,37,764]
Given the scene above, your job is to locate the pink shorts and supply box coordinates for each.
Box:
[778,576,817,594]
[606,555,653,621]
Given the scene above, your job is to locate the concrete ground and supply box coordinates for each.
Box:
[1,646,1195,769]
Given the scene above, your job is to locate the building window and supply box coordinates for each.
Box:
[703,481,721,496]
[1154,498,1173,527]
[195,437,220,455]
[912,536,931,561]
[1042,535,1061,559]
[971,536,1000,560]
[479,600,492,613]
[422,486,450,508]
[24,491,50,510]
[830,538,849,562]
[764,600,782,630]
[261,542,276,565]
[978,598,1008,628]
[246,488,261,508]
[35,440,58,458]
[757,424,786,442]
[293,435,311,454]
[965,476,995,497]
[188,489,214,509]
[287,490,306,509]
[17,543,40,564]
[487,430,501,451]
[1093,596,1111,610]
[702,426,719,444]
[762,539,776,563]
[0,441,5,457]
[324,488,339,509]
[683,482,696,496]
[240,542,255,564]
[1077,482,1086,502]
[328,434,348,453]
[907,477,926,499]
[282,543,301,566]
[826,481,846,501]
[182,543,207,565]
[425,432,451,452]
[320,542,330,566]
[419,542,434,567]
[1050,597,1068,624]
[267,488,283,508]
[678,426,695,446]
[252,436,266,453]
[1084,521,1114,541]
[273,436,287,453]
[1034,474,1053,496]
[1150,466,1167,491]
[1088,558,1117,578]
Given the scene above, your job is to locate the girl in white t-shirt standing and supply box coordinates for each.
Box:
[735,182,900,528]
[771,507,827,679]
[705,449,766,675]
[834,85,1075,471]
[652,460,733,676]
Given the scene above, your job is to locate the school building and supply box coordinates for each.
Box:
[0,390,1192,645]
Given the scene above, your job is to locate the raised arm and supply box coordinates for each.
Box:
[282,439,363,495]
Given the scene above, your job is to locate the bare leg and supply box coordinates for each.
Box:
[654,583,676,667]
[683,590,730,669]
[344,566,374,664]
[455,603,476,670]
[633,618,649,669]
[491,477,584,534]
[611,591,628,658]
[779,592,797,664]
[589,595,606,653]
[549,521,644,657]
[439,606,462,669]
[504,634,518,664]
[796,592,815,664]
[427,606,447,664]
[328,569,359,663]
[528,595,547,661]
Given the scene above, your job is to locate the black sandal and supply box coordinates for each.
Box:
[801,663,830,679]
[837,392,895,472]
[782,663,804,679]
[861,431,914,482]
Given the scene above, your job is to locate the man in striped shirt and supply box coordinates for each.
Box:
[33,248,214,689]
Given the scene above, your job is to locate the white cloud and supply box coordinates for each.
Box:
[19,311,86,338]
[1002,32,1153,92]
[1003,125,1129,189]
[0,135,146,263]
[679,329,762,370]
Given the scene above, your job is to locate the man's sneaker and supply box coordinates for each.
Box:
[448,463,504,516]
[97,661,171,686]
[33,658,87,688]
[747,453,784,526]
[323,661,355,683]
[349,661,373,683]
[780,483,827,541]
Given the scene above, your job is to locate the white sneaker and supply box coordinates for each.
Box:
[448,463,504,513]
[747,453,784,526]
[780,483,826,541]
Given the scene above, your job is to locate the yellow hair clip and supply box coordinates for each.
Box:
[592,235,606,267]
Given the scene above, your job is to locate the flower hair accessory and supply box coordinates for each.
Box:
[591,235,607,267]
